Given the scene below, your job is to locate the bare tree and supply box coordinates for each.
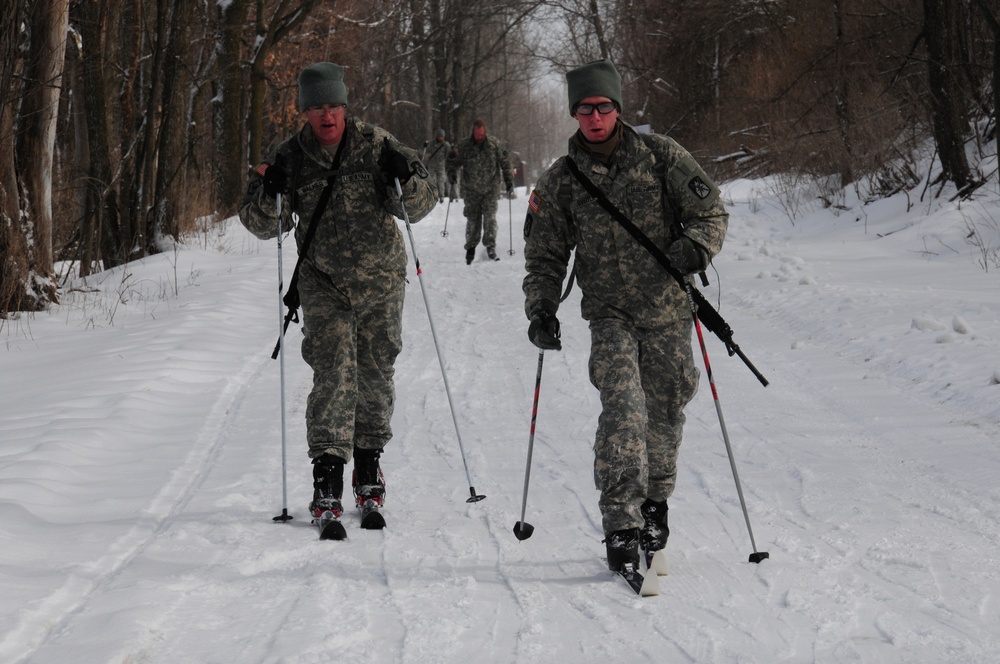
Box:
[972,1,1000,139]
[923,0,974,191]
[215,0,251,216]
[16,0,70,298]
[247,0,324,167]
[148,0,196,244]
[75,0,128,275]
[1,0,28,313]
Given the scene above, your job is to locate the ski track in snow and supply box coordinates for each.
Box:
[2,186,1000,663]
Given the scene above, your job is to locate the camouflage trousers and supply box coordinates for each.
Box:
[429,165,447,201]
[462,190,499,250]
[589,316,699,536]
[297,260,404,462]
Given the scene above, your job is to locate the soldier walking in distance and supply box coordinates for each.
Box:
[452,119,514,263]
[422,128,451,203]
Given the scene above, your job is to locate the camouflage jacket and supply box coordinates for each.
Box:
[239,118,436,291]
[523,122,729,327]
[422,138,451,174]
[453,134,514,196]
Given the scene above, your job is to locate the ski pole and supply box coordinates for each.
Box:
[273,191,292,523]
[394,177,486,503]
[507,196,515,256]
[513,350,545,540]
[441,197,451,237]
[690,303,767,563]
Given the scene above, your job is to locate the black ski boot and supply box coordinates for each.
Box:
[465,248,475,265]
[353,448,386,530]
[486,247,499,261]
[310,455,347,540]
[605,527,640,572]
[640,499,669,553]
[606,527,659,596]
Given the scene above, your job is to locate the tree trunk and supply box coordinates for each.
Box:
[411,0,431,138]
[246,0,323,167]
[451,10,467,135]
[833,0,854,188]
[588,0,610,59]
[1,104,32,313]
[971,0,1000,136]
[77,0,124,274]
[429,0,452,136]
[0,0,28,313]
[923,0,973,191]
[215,0,249,216]
[18,0,70,292]
[152,0,195,243]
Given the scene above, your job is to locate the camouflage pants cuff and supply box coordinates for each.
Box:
[308,441,353,462]
[354,433,389,452]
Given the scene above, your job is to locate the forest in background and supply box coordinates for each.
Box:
[2,0,998,315]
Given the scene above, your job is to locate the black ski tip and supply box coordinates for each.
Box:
[361,510,386,530]
[617,563,660,596]
[749,551,769,564]
[512,521,534,540]
[319,520,347,540]
[272,509,294,523]
[466,488,486,503]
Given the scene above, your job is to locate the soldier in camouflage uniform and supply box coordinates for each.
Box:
[421,128,451,203]
[522,60,729,574]
[239,62,436,528]
[453,119,515,263]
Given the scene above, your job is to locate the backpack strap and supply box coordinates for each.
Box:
[271,133,350,359]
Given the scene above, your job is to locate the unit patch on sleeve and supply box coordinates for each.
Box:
[688,176,712,200]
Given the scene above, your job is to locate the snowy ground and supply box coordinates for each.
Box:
[2,167,999,663]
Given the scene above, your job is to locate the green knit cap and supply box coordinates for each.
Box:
[566,59,622,113]
[298,62,348,111]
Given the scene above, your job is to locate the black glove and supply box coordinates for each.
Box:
[261,156,288,198]
[527,300,562,351]
[506,184,516,199]
[282,283,299,312]
[666,237,708,275]
[380,148,413,185]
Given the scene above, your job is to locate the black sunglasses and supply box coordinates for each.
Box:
[574,101,617,116]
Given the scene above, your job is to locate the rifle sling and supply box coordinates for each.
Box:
[271,135,348,359]
[562,156,735,346]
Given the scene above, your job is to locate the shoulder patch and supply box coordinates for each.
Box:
[528,189,541,213]
[689,176,712,200]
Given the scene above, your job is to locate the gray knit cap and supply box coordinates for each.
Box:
[298,62,348,111]
[566,59,622,113]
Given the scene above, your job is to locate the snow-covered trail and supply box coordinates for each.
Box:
[2,184,999,663]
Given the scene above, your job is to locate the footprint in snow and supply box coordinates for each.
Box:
[952,315,972,334]
[911,316,947,332]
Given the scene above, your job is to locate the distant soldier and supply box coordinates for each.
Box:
[453,119,514,263]
[522,60,729,579]
[422,128,451,203]
[239,62,436,534]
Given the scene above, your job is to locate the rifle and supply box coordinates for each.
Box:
[565,157,768,387]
